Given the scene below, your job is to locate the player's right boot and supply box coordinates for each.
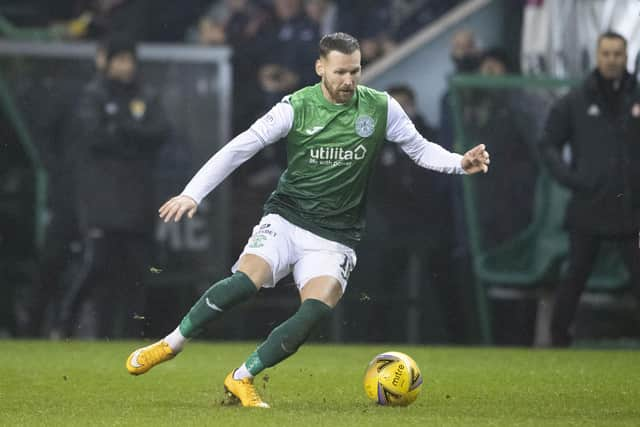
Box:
[126,340,176,375]
[223,370,270,408]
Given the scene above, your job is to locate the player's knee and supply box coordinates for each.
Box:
[300,277,343,307]
[237,254,272,289]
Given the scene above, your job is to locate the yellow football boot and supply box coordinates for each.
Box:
[126,340,175,375]
[223,370,270,408]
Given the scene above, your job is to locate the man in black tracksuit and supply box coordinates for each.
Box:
[60,35,168,338]
[540,31,640,347]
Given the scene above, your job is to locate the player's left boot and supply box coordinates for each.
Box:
[223,370,270,408]
[126,340,176,375]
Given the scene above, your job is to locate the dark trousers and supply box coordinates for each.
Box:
[58,230,151,339]
[24,217,78,337]
[0,262,18,336]
[550,231,640,346]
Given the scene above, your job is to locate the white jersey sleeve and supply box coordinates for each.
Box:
[385,93,466,175]
[181,102,294,204]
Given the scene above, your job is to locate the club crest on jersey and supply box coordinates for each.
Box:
[355,115,375,137]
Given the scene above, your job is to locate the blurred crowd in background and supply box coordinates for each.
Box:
[1,0,639,347]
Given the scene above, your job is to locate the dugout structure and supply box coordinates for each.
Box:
[449,75,631,345]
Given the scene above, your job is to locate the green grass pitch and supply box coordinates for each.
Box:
[1,340,639,426]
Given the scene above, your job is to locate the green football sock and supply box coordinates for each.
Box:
[245,299,332,376]
[179,271,257,338]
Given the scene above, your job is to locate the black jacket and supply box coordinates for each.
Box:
[71,76,168,233]
[540,70,640,235]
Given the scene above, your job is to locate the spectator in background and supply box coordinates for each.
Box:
[450,29,480,73]
[304,0,338,36]
[540,31,640,347]
[387,85,436,137]
[352,85,468,343]
[439,29,480,160]
[71,0,153,41]
[464,47,538,247]
[192,0,269,134]
[144,0,210,42]
[23,39,109,337]
[255,0,319,109]
[437,29,479,289]
[194,0,267,46]
[439,29,480,151]
[58,34,168,338]
[69,0,206,42]
[335,0,394,66]
[479,46,509,75]
[390,0,461,42]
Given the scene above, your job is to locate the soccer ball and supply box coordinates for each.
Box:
[363,351,423,406]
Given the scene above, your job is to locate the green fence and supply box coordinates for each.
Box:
[0,73,47,255]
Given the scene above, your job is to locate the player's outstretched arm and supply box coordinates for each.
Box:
[386,93,486,175]
[159,195,198,223]
[461,143,491,174]
[166,101,293,216]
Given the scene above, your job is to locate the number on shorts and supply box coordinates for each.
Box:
[339,254,353,281]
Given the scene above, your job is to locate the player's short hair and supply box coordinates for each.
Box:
[319,32,360,58]
[597,30,627,49]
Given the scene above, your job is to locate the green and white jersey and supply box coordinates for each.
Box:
[182,83,465,248]
[263,84,388,247]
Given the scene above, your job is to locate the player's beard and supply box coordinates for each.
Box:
[323,78,355,104]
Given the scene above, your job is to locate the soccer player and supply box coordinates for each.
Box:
[126,32,490,408]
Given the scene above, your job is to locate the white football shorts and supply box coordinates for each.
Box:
[231,213,357,291]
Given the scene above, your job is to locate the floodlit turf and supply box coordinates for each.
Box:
[1,341,639,426]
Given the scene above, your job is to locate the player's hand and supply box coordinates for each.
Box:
[461,144,490,174]
[158,195,198,223]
